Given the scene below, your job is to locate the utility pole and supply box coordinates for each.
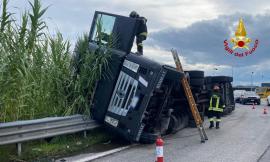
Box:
[251,72,254,91]
[231,65,234,81]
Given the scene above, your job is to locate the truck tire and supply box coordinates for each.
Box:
[188,120,196,128]
[228,107,232,114]
[139,132,158,144]
[190,78,205,86]
[211,76,233,83]
[178,114,189,130]
[167,115,180,134]
[186,71,204,78]
[223,108,229,115]
[205,77,212,84]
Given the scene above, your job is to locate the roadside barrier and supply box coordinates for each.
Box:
[0,115,100,156]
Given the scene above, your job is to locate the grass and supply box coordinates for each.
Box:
[0,0,112,122]
[0,128,113,162]
[0,1,115,161]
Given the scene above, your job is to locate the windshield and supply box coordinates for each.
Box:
[91,14,116,45]
[244,91,257,96]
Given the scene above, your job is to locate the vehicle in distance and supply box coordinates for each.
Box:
[267,95,270,106]
[234,90,246,103]
[256,87,270,98]
[240,91,260,105]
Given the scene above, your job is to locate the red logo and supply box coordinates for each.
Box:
[224,18,259,58]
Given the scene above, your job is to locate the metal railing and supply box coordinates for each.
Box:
[0,115,101,155]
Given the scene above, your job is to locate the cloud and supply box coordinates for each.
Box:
[145,12,270,85]
[148,13,270,66]
[7,0,270,86]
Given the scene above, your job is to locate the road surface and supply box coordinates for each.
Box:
[92,102,270,162]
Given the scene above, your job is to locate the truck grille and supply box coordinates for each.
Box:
[108,71,138,116]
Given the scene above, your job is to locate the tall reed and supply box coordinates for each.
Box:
[0,0,111,122]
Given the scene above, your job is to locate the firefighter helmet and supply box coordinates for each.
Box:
[129,11,139,18]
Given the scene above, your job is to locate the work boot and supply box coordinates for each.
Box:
[137,45,143,55]
[135,51,143,56]
[209,121,214,129]
[216,122,220,129]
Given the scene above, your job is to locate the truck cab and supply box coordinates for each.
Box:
[89,11,190,143]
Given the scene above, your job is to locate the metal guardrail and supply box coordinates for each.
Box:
[0,115,101,155]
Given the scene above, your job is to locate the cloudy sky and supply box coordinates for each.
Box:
[7,0,270,86]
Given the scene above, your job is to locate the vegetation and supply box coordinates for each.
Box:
[0,128,114,162]
[0,0,111,122]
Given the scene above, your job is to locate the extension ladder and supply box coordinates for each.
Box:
[171,49,208,143]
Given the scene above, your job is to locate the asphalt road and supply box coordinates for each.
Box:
[93,102,270,162]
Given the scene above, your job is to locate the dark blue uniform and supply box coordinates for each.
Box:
[208,91,225,129]
[135,17,148,55]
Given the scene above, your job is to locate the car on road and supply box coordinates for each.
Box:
[240,91,260,105]
[234,90,246,103]
[267,95,270,106]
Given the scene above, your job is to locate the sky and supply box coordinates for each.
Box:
[6,0,270,86]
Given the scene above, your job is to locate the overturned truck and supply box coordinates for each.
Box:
[88,11,234,143]
[89,11,190,143]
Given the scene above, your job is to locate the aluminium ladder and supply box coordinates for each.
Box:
[171,49,208,143]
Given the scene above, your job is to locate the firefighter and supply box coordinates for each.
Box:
[208,84,225,129]
[129,11,148,55]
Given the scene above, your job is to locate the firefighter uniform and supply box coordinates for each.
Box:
[129,11,148,55]
[208,92,225,129]
[135,17,148,55]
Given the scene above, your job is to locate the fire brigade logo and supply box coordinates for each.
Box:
[224,18,259,57]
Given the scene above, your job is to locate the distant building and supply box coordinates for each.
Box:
[233,85,258,91]
[261,83,270,87]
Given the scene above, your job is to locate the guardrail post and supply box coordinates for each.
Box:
[84,131,87,138]
[16,143,22,156]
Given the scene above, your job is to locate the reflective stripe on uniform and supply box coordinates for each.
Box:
[209,94,223,112]
[216,118,221,122]
[213,107,223,112]
[209,118,214,122]
[216,96,220,109]
[209,97,213,110]
[139,32,148,37]
[138,43,143,47]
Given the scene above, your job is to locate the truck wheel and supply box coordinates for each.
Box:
[205,77,212,84]
[186,71,204,78]
[228,107,232,113]
[211,76,233,82]
[178,114,189,130]
[188,120,197,128]
[139,132,158,144]
[167,115,179,134]
[223,108,229,115]
[189,78,205,86]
